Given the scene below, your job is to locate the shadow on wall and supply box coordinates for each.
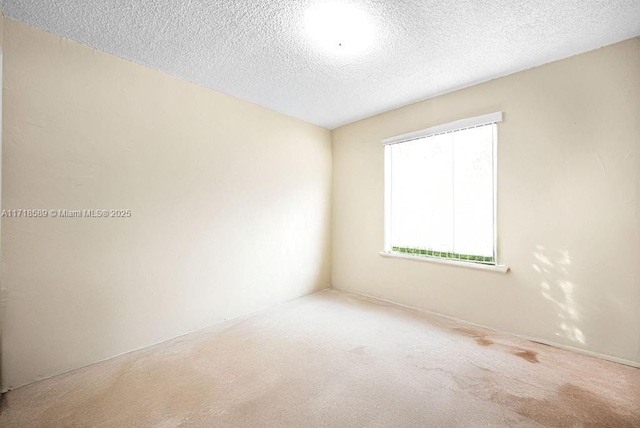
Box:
[532,245,585,345]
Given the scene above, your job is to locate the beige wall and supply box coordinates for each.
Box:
[1,19,332,390]
[332,38,640,365]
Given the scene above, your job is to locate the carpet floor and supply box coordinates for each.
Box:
[1,289,639,427]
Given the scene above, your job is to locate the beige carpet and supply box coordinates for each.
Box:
[1,289,639,427]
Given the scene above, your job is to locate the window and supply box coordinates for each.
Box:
[383,112,502,266]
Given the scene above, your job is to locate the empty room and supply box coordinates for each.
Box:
[0,0,639,426]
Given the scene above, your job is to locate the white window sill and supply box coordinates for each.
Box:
[379,251,510,273]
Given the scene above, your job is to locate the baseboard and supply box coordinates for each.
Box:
[343,288,640,369]
[511,335,639,368]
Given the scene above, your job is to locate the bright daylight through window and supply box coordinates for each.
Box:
[383,113,502,265]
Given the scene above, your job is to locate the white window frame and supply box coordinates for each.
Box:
[380,112,509,273]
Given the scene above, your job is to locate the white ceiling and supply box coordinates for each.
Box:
[3,1,639,129]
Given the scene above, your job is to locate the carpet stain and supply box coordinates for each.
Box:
[454,327,541,363]
[454,327,494,346]
[512,349,539,363]
[453,327,494,346]
[516,383,639,427]
[476,337,494,346]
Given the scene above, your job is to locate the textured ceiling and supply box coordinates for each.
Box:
[3,1,640,129]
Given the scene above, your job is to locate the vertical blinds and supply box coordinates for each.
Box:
[383,113,501,264]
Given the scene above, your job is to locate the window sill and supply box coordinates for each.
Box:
[379,251,510,273]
